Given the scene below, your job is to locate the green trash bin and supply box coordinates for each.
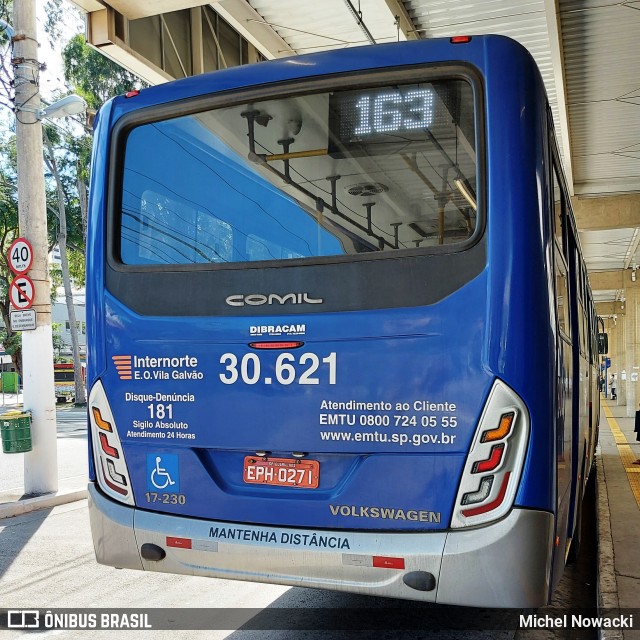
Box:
[1,372,18,394]
[1,411,32,453]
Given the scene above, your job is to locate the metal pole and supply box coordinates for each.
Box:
[13,0,58,494]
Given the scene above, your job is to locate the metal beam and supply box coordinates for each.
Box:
[596,301,625,317]
[588,269,638,291]
[103,0,205,20]
[210,0,294,59]
[68,0,105,11]
[383,0,419,40]
[573,194,640,231]
[87,9,173,84]
[544,0,574,196]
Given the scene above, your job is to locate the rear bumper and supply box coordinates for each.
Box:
[88,483,553,607]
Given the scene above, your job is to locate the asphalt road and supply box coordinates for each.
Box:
[0,489,598,640]
[0,499,525,640]
[0,407,597,639]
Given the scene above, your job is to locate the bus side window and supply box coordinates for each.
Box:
[552,159,570,339]
[555,247,570,339]
[553,166,563,248]
[576,256,587,356]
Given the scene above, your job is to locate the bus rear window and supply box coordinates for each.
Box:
[119,77,478,266]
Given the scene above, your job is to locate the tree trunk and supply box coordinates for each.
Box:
[44,131,86,404]
[77,173,88,244]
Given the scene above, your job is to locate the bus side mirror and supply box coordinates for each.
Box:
[598,332,608,355]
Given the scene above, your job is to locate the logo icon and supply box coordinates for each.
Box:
[8,610,40,629]
[226,292,323,307]
[147,454,180,492]
[112,355,132,380]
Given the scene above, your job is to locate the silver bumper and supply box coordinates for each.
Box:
[88,483,553,607]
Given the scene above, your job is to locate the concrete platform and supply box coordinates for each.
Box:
[597,398,640,640]
[0,399,88,520]
[0,478,87,519]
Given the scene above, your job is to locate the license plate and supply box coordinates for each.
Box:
[243,456,319,489]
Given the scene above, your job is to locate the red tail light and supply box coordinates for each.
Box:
[249,341,304,350]
[89,380,134,505]
[451,381,529,528]
[472,443,505,473]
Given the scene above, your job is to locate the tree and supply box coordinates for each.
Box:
[51,322,64,361]
[0,13,143,388]
[60,34,144,250]
[0,145,21,377]
[63,34,145,112]
[0,0,80,383]
[44,128,85,403]
[0,0,13,114]
[0,133,62,380]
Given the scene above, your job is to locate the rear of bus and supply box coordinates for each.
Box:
[54,363,75,403]
[87,36,557,607]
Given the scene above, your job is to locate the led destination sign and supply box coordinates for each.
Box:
[328,81,464,155]
[350,88,434,136]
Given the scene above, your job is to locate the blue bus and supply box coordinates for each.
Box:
[87,35,600,607]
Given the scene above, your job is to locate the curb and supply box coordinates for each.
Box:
[0,488,87,520]
[596,449,623,640]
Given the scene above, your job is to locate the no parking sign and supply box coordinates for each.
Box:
[9,275,35,310]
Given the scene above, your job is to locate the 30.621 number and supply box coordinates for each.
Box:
[219,352,337,386]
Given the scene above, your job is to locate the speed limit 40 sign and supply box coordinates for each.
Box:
[8,238,33,275]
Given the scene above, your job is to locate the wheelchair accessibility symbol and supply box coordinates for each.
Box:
[147,454,180,493]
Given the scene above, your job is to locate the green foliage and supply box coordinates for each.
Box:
[43,124,85,256]
[43,0,64,49]
[0,1,91,376]
[0,134,56,375]
[51,322,65,361]
[67,248,85,283]
[0,2,13,109]
[50,249,84,290]
[0,325,20,356]
[0,10,146,375]
[63,34,145,110]
[0,134,21,375]
[0,1,11,46]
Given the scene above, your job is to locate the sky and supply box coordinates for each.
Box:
[0,2,83,128]
[36,1,85,103]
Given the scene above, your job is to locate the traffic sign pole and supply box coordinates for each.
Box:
[13,0,58,495]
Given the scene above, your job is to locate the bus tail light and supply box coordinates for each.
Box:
[481,413,514,442]
[461,476,493,505]
[471,443,505,473]
[249,341,304,350]
[89,380,135,506]
[451,380,529,528]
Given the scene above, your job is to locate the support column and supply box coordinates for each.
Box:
[625,286,638,416]
[602,318,615,397]
[616,310,625,405]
